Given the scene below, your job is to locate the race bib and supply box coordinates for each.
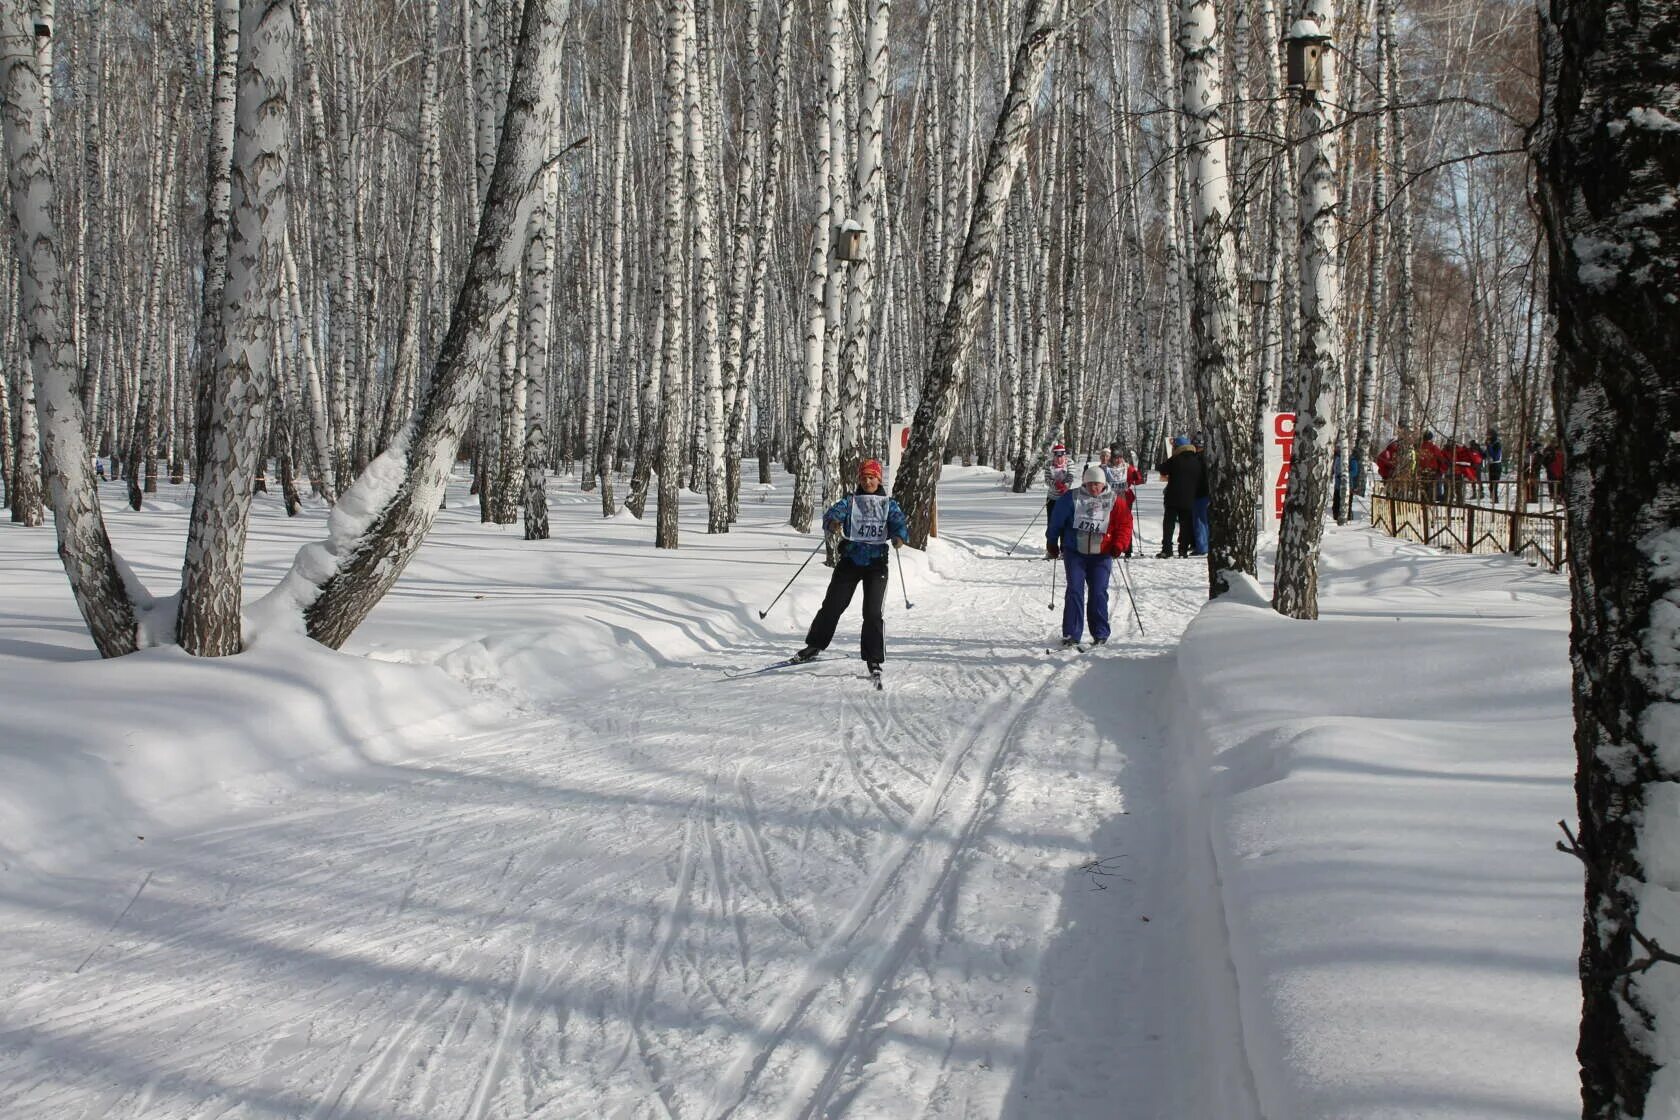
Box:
[1073,491,1115,553]
[847,494,889,543]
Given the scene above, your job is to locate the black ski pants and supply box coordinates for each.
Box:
[1161,505,1195,556]
[805,558,889,663]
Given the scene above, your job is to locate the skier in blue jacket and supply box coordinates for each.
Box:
[793,459,909,674]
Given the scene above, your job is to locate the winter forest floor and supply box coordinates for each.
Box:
[0,467,1578,1118]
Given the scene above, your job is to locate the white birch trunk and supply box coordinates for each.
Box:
[893,0,1063,545]
[597,17,632,518]
[521,165,553,540]
[839,0,890,484]
[788,0,837,533]
[684,0,726,533]
[1272,0,1343,620]
[293,0,571,647]
[654,0,688,549]
[178,0,294,656]
[1182,0,1258,593]
[0,0,135,655]
[194,0,239,476]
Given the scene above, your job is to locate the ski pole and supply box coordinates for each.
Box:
[1005,503,1046,556]
[894,544,913,609]
[1119,557,1146,635]
[759,536,827,619]
[1049,554,1058,610]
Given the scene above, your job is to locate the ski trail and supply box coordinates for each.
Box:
[608,815,700,1076]
[779,679,1053,1120]
[700,674,1053,1120]
[465,938,537,1120]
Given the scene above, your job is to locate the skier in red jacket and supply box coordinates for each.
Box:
[1046,466,1134,647]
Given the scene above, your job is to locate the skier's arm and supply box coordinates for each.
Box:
[886,500,909,547]
[1103,500,1132,557]
[1045,494,1069,556]
[822,497,850,533]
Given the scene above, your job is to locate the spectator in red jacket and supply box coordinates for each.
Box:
[1376,437,1401,482]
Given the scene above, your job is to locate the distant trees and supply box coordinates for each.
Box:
[0,0,1550,653]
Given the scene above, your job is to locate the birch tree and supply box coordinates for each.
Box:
[1537,0,1680,1110]
[177,0,294,657]
[292,0,572,647]
[0,0,134,656]
[1272,1,1342,621]
[653,0,687,549]
[894,0,1063,547]
[1181,0,1257,594]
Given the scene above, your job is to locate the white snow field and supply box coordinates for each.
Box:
[0,467,1578,1118]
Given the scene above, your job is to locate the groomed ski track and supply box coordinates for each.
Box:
[0,475,1258,1118]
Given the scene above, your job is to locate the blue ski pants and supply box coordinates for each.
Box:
[1061,550,1113,643]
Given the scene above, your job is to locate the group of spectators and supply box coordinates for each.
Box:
[1045,435,1215,558]
[1374,427,1565,505]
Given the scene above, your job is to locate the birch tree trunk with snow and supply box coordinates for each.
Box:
[597,18,632,519]
[1536,0,1680,1110]
[194,0,239,477]
[293,0,571,648]
[894,0,1062,547]
[1272,2,1342,621]
[0,0,135,656]
[788,0,838,533]
[177,0,293,657]
[521,162,557,541]
[1181,0,1257,595]
[654,0,688,549]
[1352,9,1390,497]
[1384,0,1416,434]
[838,0,887,485]
[720,0,764,523]
[683,0,726,534]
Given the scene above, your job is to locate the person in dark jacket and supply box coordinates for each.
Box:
[1484,430,1504,503]
[1154,437,1204,557]
[1046,465,1133,646]
[793,459,908,673]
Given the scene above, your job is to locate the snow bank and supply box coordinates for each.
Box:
[0,634,496,879]
[1169,525,1580,1118]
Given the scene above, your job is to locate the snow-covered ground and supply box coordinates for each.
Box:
[0,466,1579,1118]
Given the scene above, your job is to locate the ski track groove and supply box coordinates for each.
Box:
[698,663,1054,1120]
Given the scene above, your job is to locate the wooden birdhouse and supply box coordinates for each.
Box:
[834,219,867,262]
[1284,19,1331,93]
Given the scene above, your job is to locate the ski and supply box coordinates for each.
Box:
[723,655,840,679]
[1045,643,1087,654]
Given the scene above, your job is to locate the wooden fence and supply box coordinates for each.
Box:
[1368,486,1568,571]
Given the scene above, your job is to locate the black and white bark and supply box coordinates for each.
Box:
[893,0,1063,546]
[1181,0,1257,595]
[178,0,293,656]
[654,0,687,549]
[0,0,135,655]
[193,0,238,477]
[1536,0,1680,1110]
[597,16,632,518]
[1272,0,1342,621]
[284,0,571,647]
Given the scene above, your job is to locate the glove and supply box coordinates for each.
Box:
[1106,546,1123,559]
[1046,543,1060,559]
[892,538,903,549]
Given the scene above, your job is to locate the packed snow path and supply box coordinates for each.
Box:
[0,477,1248,1118]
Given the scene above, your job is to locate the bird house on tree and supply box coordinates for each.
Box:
[1284,19,1331,94]
[834,219,867,262]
